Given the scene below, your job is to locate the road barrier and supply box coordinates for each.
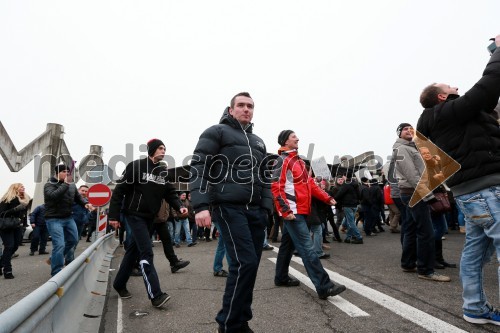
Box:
[0,233,117,333]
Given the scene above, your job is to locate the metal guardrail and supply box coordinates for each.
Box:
[0,233,117,333]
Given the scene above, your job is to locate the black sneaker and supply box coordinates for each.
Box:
[188,242,198,247]
[151,292,171,308]
[171,259,190,273]
[239,322,254,333]
[4,272,14,279]
[275,277,300,287]
[29,252,35,256]
[319,284,347,299]
[319,253,331,259]
[115,287,132,299]
[351,238,363,244]
[263,244,274,251]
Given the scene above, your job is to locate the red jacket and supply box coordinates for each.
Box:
[271,149,332,218]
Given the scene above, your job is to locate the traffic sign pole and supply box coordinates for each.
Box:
[88,184,111,242]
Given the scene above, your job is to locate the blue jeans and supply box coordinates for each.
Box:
[275,214,333,295]
[263,228,270,247]
[30,224,49,253]
[455,185,500,316]
[213,222,232,272]
[212,205,266,333]
[174,218,192,245]
[114,214,163,299]
[343,207,362,240]
[46,217,78,276]
[399,195,435,275]
[310,224,323,256]
[431,213,448,239]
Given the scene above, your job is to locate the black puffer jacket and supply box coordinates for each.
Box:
[189,108,273,213]
[44,178,87,219]
[417,48,500,196]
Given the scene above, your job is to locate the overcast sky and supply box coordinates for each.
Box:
[1,0,498,196]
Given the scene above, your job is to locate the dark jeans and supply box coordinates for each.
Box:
[113,215,162,300]
[189,220,198,243]
[393,197,406,245]
[275,214,333,295]
[150,222,178,265]
[362,204,377,235]
[30,225,49,253]
[0,227,22,273]
[212,205,266,333]
[400,194,435,275]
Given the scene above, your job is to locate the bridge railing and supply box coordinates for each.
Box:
[0,233,117,333]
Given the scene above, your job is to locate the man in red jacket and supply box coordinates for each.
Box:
[272,130,346,299]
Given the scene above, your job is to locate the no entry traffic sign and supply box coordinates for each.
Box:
[87,183,111,207]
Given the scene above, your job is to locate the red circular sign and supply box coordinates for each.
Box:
[87,184,112,207]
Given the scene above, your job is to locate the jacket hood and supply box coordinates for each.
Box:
[392,138,412,150]
[219,106,253,133]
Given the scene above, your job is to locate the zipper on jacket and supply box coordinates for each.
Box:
[221,170,229,192]
[242,128,254,207]
[136,193,142,211]
[128,192,136,209]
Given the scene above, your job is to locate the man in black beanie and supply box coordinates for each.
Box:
[391,124,450,282]
[44,164,94,276]
[108,138,188,308]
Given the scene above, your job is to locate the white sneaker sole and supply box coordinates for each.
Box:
[463,314,500,326]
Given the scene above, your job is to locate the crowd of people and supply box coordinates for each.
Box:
[1,35,499,331]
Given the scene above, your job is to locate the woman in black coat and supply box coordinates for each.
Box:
[0,183,30,279]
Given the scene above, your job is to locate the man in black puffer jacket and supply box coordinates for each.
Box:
[416,35,500,327]
[190,92,272,333]
[44,164,93,276]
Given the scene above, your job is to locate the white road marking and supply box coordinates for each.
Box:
[277,252,467,333]
[117,297,123,333]
[268,258,369,317]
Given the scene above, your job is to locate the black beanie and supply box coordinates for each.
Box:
[278,130,294,146]
[147,138,165,157]
[54,164,70,174]
[396,123,412,138]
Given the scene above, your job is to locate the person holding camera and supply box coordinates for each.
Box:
[44,165,93,276]
[417,35,500,327]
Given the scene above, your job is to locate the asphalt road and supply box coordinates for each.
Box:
[98,229,498,333]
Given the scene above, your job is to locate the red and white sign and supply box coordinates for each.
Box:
[87,184,111,207]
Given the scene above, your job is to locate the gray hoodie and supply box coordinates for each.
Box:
[392,138,433,201]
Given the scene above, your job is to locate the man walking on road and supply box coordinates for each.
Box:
[391,124,450,283]
[109,139,187,308]
[190,92,273,333]
[44,164,94,276]
[272,130,346,300]
[417,35,500,326]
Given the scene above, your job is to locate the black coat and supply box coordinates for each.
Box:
[417,48,500,194]
[333,182,360,208]
[108,157,182,221]
[44,178,87,219]
[189,108,273,213]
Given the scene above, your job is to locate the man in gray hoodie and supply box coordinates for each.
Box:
[391,123,450,282]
